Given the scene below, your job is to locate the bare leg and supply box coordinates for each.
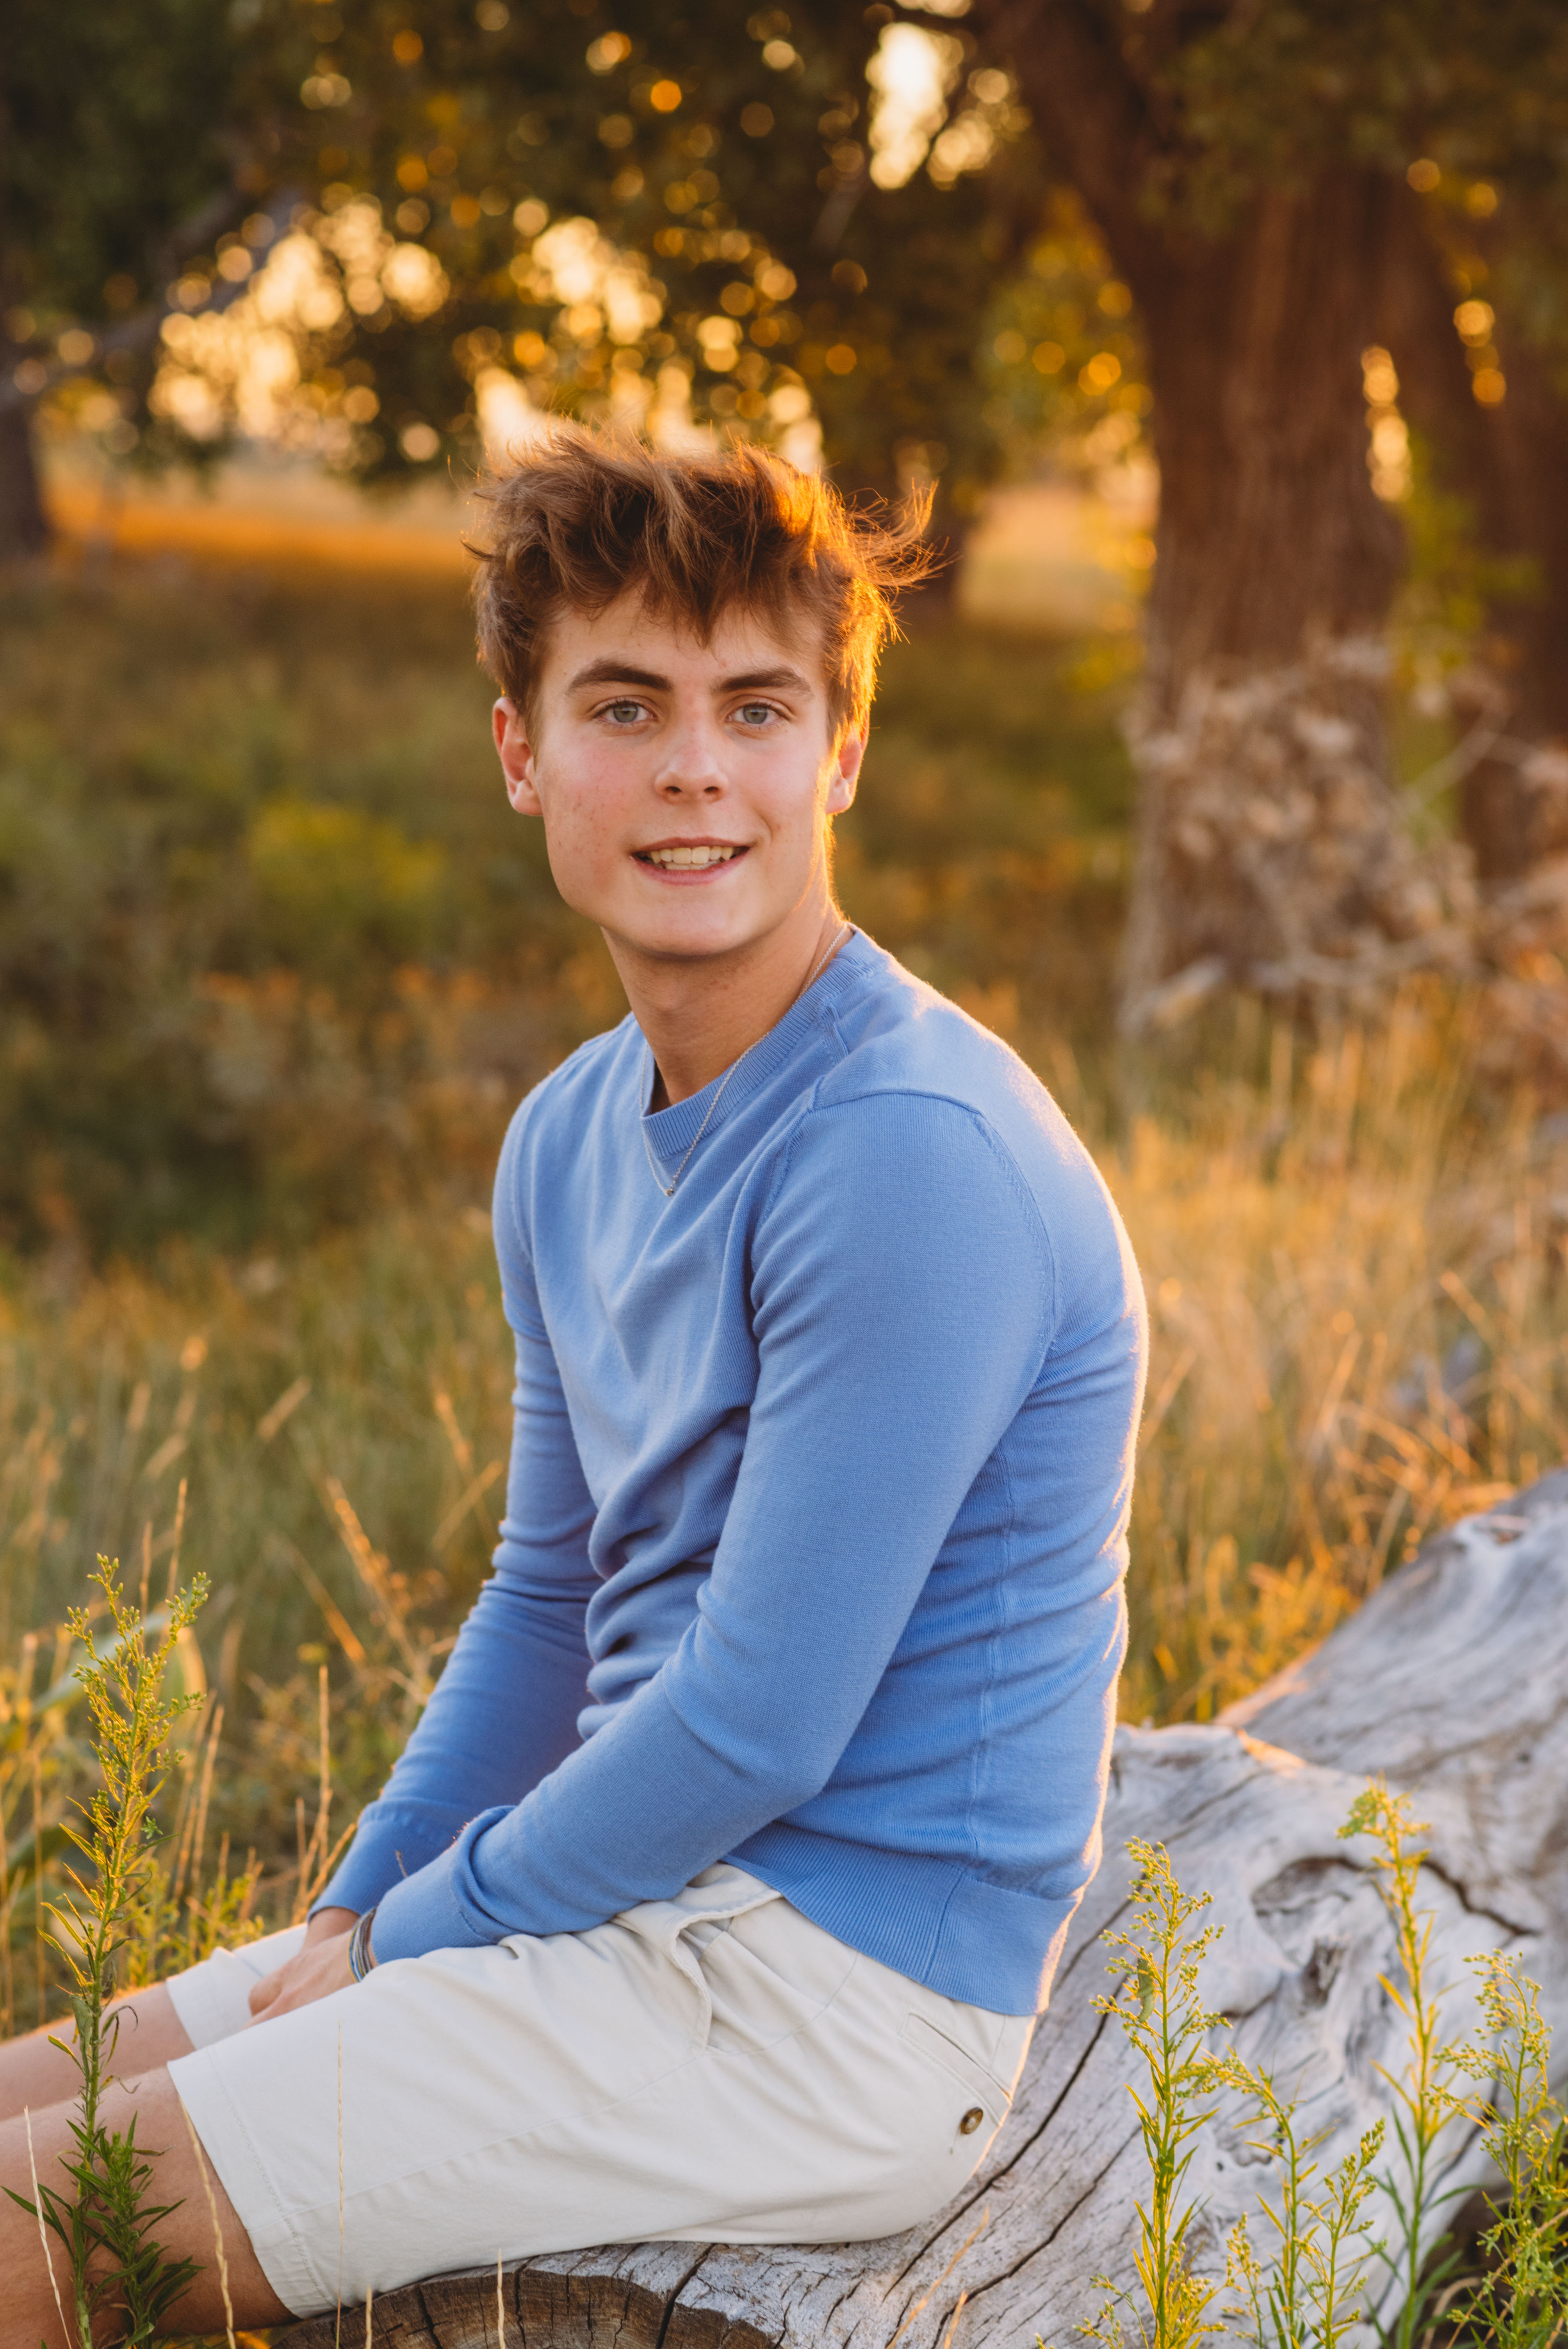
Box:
[0,1986,194,2125]
[0,2066,291,2345]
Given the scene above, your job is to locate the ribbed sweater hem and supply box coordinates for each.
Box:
[728,1822,1079,2017]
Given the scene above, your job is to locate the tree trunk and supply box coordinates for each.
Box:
[0,332,50,564]
[961,2,1470,1032]
[1382,198,1568,883]
[276,1467,1568,2349]
[1456,334,1568,879]
[1119,177,1433,1024]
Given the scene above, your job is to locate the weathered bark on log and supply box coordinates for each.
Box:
[278,1469,1568,2349]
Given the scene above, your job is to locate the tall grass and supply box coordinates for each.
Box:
[0,1212,503,2003]
[1098,990,1568,1723]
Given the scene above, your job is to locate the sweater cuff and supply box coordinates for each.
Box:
[368,1818,507,1960]
[309,1798,475,1924]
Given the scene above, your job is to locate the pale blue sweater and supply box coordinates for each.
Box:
[321,932,1146,2014]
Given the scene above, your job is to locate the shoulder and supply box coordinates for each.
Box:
[504,1015,639,1152]
[808,942,1129,1273]
[493,1016,640,1254]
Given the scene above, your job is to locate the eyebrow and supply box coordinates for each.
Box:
[565,657,813,697]
[567,659,670,692]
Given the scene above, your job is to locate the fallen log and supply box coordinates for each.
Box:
[279,1469,1568,2349]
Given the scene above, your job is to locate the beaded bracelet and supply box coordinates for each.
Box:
[348,1907,378,1982]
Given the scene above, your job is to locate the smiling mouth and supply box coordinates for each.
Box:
[634,844,749,870]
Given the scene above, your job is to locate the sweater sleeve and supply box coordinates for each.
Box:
[369,1093,1055,1960]
[313,1121,599,1920]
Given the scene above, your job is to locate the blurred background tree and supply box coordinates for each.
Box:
[966,0,1568,1023]
[3,3,1049,567]
[0,0,272,552]
[1384,177,1568,886]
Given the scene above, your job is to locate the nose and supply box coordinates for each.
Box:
[652,711,727,800]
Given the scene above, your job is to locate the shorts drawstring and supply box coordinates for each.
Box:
[616,1868,783,2047]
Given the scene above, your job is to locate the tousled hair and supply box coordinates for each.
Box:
[470,424,934,735]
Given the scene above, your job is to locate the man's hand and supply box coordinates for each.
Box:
[247,1905,359,2024]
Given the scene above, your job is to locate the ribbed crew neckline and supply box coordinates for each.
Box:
[640,927,873,1168]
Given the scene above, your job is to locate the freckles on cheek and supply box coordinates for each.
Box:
[549,798,620,883]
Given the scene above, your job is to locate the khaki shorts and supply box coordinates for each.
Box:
[167,1864,1035,2317]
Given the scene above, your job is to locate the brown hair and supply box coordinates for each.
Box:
[471,424,933,736]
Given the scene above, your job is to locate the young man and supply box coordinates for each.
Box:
[0,432,1145,2337]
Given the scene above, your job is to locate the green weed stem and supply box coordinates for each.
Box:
[1339,1783,1467,2349]
[1213,2058,1383,2349]
[1078,1838,1229,2349]
[1446,1951,1568,2349]
[5,1559,209,2347]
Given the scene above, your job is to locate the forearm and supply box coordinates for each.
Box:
[315,1571,592,1917]
[369,1669,827,1957]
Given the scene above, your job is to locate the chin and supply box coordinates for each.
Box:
[604,874,749,937]
[644,920,756,962]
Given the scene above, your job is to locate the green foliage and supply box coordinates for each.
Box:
[1124,2,1568,228]
[5,1562,208,2349]
[1446,1953,1568,2349]
[1392,431,1543,690]
[1076,1816,1568,2349]
[1338,1783,1469,2347]
[0,561,569,1251]
[981,193,1150,473]
[9,0,1568,671]
[1078,1839,1229,2349]
[255,0,1043,508]
[1,0,241,323]
[0,1252,494,1992]
[248,798,452,974]
[6,0,1043,530]
[1213,2069,1383,2349]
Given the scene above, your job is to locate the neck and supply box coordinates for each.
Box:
[611,900,848,1109]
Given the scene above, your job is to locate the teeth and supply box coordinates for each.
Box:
[643,845,740,869]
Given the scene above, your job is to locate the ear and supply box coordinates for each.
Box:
[493,697,543,818]
[826,724,867,817]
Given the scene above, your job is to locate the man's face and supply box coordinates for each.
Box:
[492,593,865,969]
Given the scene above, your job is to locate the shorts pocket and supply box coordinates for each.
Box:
[899,2009,1016,2131]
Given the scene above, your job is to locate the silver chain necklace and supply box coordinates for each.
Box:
[640,924,850,1200]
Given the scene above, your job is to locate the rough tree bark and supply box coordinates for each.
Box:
[277,1467,1568,2349]
[1382,195,1568,885]
[1455,335,1568,878]
[962,0,1466,1033]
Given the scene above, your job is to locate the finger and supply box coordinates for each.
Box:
[246,1970,311,2025]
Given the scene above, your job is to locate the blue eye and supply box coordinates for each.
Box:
[605,701,643,724]
[738,703,775,726]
